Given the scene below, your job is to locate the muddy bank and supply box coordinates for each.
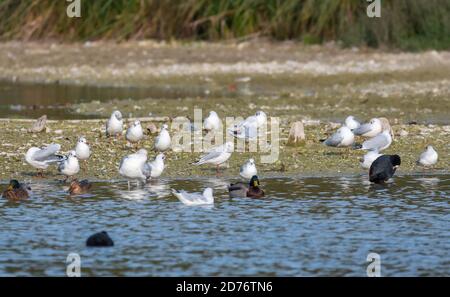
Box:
[0,118,447,181]
[1,41,448,123]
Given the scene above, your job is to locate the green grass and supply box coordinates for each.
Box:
[0,0,449,50]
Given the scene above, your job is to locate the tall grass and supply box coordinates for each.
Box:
[0,0,448,50]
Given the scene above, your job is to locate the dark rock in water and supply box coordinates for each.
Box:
[86,231,114,247]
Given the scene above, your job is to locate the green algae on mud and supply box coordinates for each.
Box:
[0,119,448,181]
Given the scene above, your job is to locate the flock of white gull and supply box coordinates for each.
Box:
[13,110,439,205]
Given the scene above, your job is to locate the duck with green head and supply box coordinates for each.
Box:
[228,175,265,198]
[2,180,30,200]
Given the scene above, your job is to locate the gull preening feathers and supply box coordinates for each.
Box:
[172,187,214,206]
[203,111,221,132]
[106,110,123,137]
[154,124,171,152]
[417,145,438,166]
[240,158,257,179]
[353,118,382,138]
[323,126,355,147]
[143,153,166,179]
[345,116,360,130]
[25,143,62,176]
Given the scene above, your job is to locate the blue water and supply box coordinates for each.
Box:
[0,175,448,276]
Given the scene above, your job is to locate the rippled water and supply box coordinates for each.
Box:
[0,175,448,276]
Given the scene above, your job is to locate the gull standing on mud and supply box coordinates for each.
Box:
[353,118,382,138]
[240,158,257,179]
[75,136,91,161]
[119,149,148,188]
[323,126,355,147]
[106,110,123,137]
[193,141,233,173]
[143,153,166,179]
[417,145,438,166]
[25,143,62,177]
[172,187,214,206]
[229,111,267,139]
[360,149,382,169]
[58,150,80,182]
[154,124,171,152]
[203,111,221,132]
[345,116,360,130]
[126,120,144,146]
[358,130,392,151]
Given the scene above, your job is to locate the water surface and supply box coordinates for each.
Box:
[0,175,448,276]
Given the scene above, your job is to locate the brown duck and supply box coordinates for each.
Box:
[2,180,30,200]
[68,179,92,195]
[228,175,265,198]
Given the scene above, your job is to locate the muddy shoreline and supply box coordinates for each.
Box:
[0,118,447,182]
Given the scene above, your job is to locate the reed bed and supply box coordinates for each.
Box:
[0,0,449,50]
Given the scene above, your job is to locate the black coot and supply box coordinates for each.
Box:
[369,155,401,184]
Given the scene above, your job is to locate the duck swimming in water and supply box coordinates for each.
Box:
[228,175,265,198]
[2,180,30,200]
[68,179,92,195]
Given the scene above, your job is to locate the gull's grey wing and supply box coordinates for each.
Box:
[353,123,372,135]
[32,144,61,161]
[58,160,66,172]
[142,163,152,178]
[362,134,388,150]
[324,132,343,147]
[195,151,223,164]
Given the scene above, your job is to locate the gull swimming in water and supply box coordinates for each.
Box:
[154,124,171,152]
[360,149,382,169]
[126,120,144,145]
[25,143,62,177]
[106,110,123,137]
[228,111,267,140]
[143,153,166,179]
[172,187,214,206]
[203,111,221,132]
[369,154,401,184]
[417,145,438,166]
[119,149,148,188]
[345,116,360,130]
[58,150,80,182]
[359,130,392,151]
[353,118,382,138]
[323,126,355,147]
[240,158,257,179]
[75,136,91,161]
[193,142,233,173]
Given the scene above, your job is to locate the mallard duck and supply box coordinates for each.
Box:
[228,175,265,198]
[68,179,92,195]
[2,180,30,200]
